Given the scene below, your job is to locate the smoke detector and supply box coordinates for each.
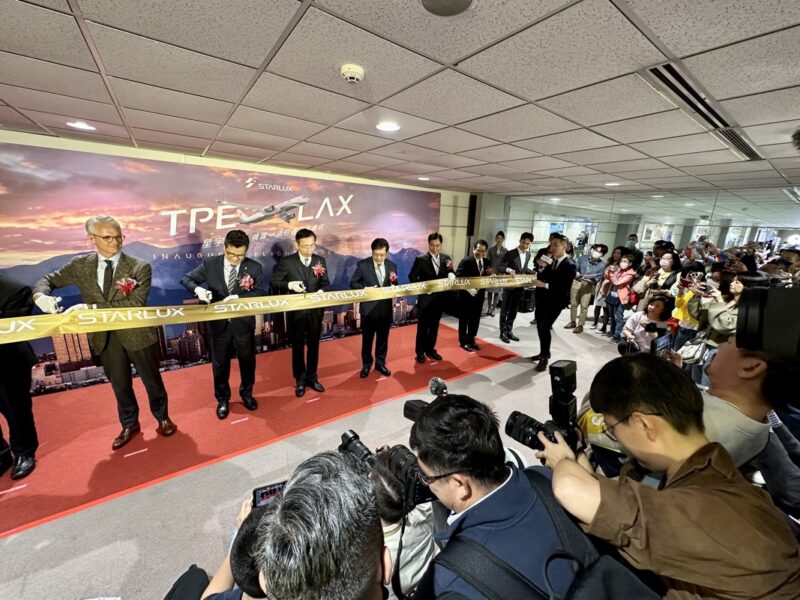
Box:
[340,63,365,84]
[422,0,473,16]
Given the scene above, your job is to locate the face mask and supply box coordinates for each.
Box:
[660,258,671,269]
[591,251,603,260]
[625,240,637,249]
[619,261,631,269]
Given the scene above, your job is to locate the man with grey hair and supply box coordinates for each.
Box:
[34,215,175,450]
[254,451,392,600]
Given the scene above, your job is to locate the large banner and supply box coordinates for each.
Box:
[0,143,440,394]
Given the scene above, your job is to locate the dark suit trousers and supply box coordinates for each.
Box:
[415,296,444,355]
[458,291,484,344]
[0,354,38,458]
[99,332,169,428]
[211,323,256,402]
[499,288,523,334]
[288,309,323,383]
[361,303,391,369]
[534,296,564,358]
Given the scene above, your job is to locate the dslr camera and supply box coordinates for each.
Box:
[505,360,579,452]
[737,287,800,359]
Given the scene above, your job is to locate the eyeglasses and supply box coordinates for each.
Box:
[91,234,125,244]
[601,412,663,442]
[225,251,246,259]
[298,242,316,250]
[417,467,462,487]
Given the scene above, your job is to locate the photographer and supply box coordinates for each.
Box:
[537,353,800,599]
[409,394,574,599]
[617,295,672,356]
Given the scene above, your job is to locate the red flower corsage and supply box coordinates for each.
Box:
[389,271,398,285]
[446,259,453,270]
[238,273,254,291]
[115,277,138,296]
[486,267,494,276]
[311,263,326,278]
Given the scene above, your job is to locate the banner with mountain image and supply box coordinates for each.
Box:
[0,142,440,394]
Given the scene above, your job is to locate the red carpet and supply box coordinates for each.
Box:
[0,324,516,537]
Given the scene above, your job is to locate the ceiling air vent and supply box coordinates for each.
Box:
[783,188,800,205]
[647,63,762,160]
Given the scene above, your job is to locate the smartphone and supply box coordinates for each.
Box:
[651,334,672,359]
[252,480,287,507]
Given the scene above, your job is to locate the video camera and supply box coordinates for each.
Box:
[737,288,800,359]
[505,360,579,452]
[403,376,448,422]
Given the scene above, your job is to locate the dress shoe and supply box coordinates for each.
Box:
[308,380,325,393]
[461,343,473,352]
[416,354,426,364]
[112,423,141,450]
[0,451,12,478]
[359,367,370,378]
[376,365,391,377]
[295,385,306,398]
[157,418,177,437]
[216,400,230,420]
[529,352,546,362]
[488,310,495,317]
[530,318,537,325]
[10,455,36,480]
[535,358,549,372]
[500,333,510,344]
[242,396,258,411]
[426,350,443,361]
[564,321,577,329]
[573,326,584,334]
[507,332,520,342]
[470,342,481,351]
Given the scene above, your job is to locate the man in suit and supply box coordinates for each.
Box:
[270,228,330,398]
[180,230,265,419]
[530,233,577,372]
[349,238,396,379]
[456,239,490,352]
[0,273,39,480]
[409,232,456,364]
[33,215,175,450]
[498,232,534,343]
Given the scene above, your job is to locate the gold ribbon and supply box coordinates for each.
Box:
[0,275,537,344]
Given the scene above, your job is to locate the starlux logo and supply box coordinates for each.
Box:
[245,177,294,192]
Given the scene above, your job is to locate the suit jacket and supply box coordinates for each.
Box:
[456,255,491,302]
[349,257,397,317]
[536,256,577,311]
[0,272,36,368]
[408,252,453,310]
[270,252,331,313]
[180,255,265,336]
[500,248,535,277]
[33,252,157,352]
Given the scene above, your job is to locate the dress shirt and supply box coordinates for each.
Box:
[96,252,121,290]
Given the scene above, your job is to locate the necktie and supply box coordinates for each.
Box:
[522,252,530,271]
[478,257,483,275]
[303,257,310,268]
[102,259,114,299]
[553,259,559,271]
[227,266,237,293]
[432,256,439,275]
[376,264,384,286]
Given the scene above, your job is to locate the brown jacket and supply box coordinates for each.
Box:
[586,443,800,599]
[33,252,157,352]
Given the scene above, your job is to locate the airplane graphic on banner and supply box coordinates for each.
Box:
[215,196,310,224]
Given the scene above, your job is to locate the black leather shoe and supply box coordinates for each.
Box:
[308,380,325,393]
[529,353,545,361]
[157,418,177,437]
[376,365,391,377]
[0,451,12,478]
[470,342,481,351]
[461,343,473,352]
[242,396,258,411]
[360,367,370,378]
[295,385,306,398]
[10,455,36,480]
[507,332,520,341]
[112,423,141,450]
[529,318,537,325]
[535,358,549,372]
[426,350,443,361]
[416,354,426,364]
[500,333,510,344]
[216,400,230,420]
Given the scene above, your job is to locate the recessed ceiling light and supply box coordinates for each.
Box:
[417,176,430,181]
[66,120,96,131]
[652,195,664,198]
[550,197,560,201]
[684,203,695,206]
[605,182,620,187]
[620,209,629,212]
[376,121,400,132]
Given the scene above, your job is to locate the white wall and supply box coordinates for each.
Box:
[438,190,471,260]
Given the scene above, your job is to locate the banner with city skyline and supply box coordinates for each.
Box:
[0,142,440,395]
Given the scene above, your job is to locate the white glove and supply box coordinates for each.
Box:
[288,281,306,293]
[34,294,61,314]
[447,272,456,282]
[194,287,213,303]
[63,303,89,314]
[466,288,478,297]
[223,294,239,302]
[505,268,515,275]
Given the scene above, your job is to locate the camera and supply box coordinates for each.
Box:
[505,360,578,452]
[403,377,449,423]
[252,480,287,508]
[339,429,376,467]
[737,287,800,359]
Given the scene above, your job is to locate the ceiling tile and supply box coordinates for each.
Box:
[370,142,444,161]
[459,175,506,185]
[205,151,262,164]
[305,127,391,152]
[336,106,444,141]
[0,0,95,70]
[536,166,601,177]
[18,108,129,137]
[682,160,775,176]
[625,0,800,56]
[611,167,685,178]
[514,129,616,154]
[630,132,727,157]
[131,128,210,150]
[0,50,110,102]
[460,164,523,177]
[459,104,577,143]
[49,127,131,144]
[424,169,478,180]
[227,105,327,139]
[555,145,647,165]
[594,110,707,144]
[207,141,273,160]
[345,153,406,168]
[760,143,800,158]
[243,72,368,125]
[0,84,121,125]
[460,0,664,100]
[381,69,524,125]
[630,175,704,184]
[87,23,256,102]
[587,158,668,172]
[216,127,298,151]
[699,170,783,183]
[315,0,570,63]
[459,144,540,163]
[771,157,800,169]
[497,156,575,172]
[80,0,299,67]
[682,26,800,100]
[720,87,800,127]
[407,128,495,153]
[561,173,615,183]
[267,7,439,104]
[0,106,49,133]
[742,120,800,146]
[660,149,743,167]
[388,162,447,175]
[424,154,485,169]
[361,168,410,180]
[109,77,233,124]
[124,108,220,138]
[27,0,70,11]
[320,160,376,174]
[287,141,356,160]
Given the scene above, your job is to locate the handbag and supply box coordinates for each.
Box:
[678,328,710,364]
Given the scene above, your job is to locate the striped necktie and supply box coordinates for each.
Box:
[227,266,237,293]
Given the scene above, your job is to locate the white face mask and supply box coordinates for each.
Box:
[619,261,631,269]
[591,251,603,260]
[660,258,671,269]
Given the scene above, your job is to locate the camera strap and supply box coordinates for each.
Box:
[391,515,407,599]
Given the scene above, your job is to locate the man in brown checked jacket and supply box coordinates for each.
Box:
[33,215,175,450]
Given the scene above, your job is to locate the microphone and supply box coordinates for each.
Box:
[429,377,448,397]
